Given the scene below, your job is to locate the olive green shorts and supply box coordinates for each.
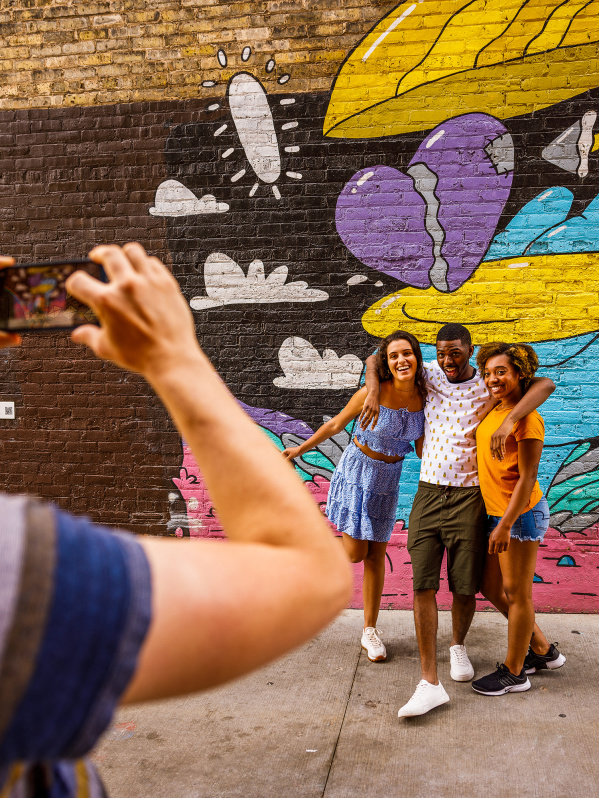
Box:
[407,481,488,596]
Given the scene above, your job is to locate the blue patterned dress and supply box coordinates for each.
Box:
[326,406,425,543]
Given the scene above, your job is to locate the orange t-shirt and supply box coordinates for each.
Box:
[476,405,544,516]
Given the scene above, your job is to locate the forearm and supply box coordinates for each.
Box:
[505,378,555,426]
[498,475,538,529]
[291,419,344,458]
[128,350,353,704]
[146,352,333,551]
[63,243,352,706]
[364,354,380,395]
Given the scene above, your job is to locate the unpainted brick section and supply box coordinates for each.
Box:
[0,0,398,110]
[0,100,203,532]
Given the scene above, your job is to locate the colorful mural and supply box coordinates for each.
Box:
[159,2,599,611]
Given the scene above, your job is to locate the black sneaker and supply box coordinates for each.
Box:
[523,643,566,675]
[472,663,531,695]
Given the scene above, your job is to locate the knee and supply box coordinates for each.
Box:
[452,592,474,607]
[504,585,532,606]
[414,588,436,601]
[364,549,386,567]
[347,550,365,564]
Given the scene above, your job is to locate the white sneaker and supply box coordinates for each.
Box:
[450,644,475,681]
[397,680,450,718]
[360,627,387,661]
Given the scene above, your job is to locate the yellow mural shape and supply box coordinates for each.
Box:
[362,254,599,345]
[324,0,599,138]
[560,1,599,48]
[476,0,566,67]
[326,1,469,132]
[525,0,591,55]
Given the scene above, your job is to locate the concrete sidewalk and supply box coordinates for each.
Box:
[94,610,599,798]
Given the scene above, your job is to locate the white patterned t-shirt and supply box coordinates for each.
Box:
[420,361,493,487]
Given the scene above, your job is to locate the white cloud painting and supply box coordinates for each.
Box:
[149,179,229,217]
[189,253,329,310]
[274,337,363,389]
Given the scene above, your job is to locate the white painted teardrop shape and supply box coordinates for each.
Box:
[228,72,281,184]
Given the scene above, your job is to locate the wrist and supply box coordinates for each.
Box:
[502,411,517,427]
[144,349,211,391]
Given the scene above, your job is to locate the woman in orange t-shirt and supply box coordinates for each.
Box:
[472,343,565,697]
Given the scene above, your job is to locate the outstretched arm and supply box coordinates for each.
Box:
[67,244,352,702]
[282,387,366,461]
[490,376,555,460]
[359,353,381,430]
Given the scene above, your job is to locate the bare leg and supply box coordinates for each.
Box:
[342,532,368,564]
[414,588,439,684]
[499,541,541,675]
[362,541,388,629]
[482,551,550,655]
[451,593,476,646]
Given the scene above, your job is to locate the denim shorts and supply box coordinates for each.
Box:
[488,495,549,543]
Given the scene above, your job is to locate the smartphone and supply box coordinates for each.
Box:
[0,259,107,332]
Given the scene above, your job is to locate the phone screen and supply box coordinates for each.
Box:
[0,260,106,332]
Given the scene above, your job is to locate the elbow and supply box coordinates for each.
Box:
[326,420,344,437]
[521,469,539,489]
[534,377,555,397]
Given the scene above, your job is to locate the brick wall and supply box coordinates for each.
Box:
[0,0,395,109]
[0,0,598,608]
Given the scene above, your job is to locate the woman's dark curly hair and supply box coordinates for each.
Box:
[476,342,539,391]
[375,330,427,400]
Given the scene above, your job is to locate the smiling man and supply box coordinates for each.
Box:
[363,323,555,718]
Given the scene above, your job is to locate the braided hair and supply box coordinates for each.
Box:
[476,342,539,391]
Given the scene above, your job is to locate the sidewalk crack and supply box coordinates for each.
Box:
[321,647,361,797]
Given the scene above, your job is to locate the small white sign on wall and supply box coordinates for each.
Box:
[0,402,15,419]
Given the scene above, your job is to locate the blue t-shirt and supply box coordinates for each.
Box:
[0,494,152,797]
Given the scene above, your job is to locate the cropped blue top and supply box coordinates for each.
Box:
[354,406,425,458]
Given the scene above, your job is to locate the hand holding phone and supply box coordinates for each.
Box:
[67,243,197,380]
[0,259,107,332]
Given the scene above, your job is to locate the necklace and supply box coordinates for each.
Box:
[392,382,416,409]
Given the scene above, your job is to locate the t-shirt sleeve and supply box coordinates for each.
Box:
[514,412,545,443]
[0,496,152,767]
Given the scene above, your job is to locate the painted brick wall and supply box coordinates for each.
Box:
[0,0,598,608]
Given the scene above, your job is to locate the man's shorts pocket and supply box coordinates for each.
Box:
[407,489,429,550]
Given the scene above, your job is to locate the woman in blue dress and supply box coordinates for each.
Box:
[283,331,425,662]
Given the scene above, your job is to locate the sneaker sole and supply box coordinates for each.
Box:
[450,668,475,682]
[525,653,566,675]
[472,679,531,696]
[398,694,450,717]
[361,644,387,662]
